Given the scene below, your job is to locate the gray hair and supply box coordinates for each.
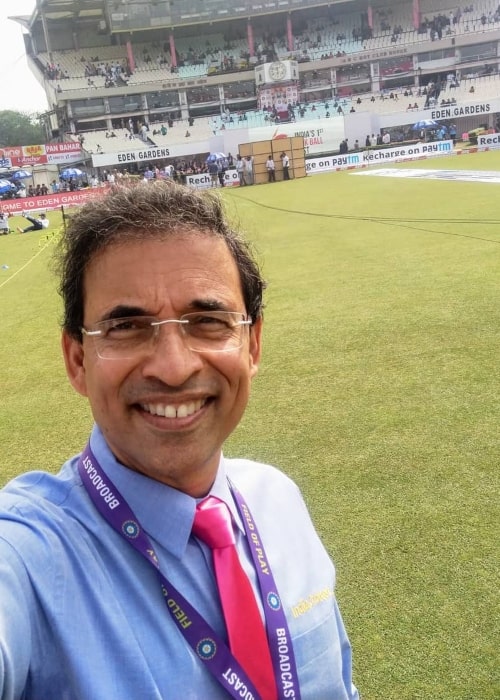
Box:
[54,180,265,339]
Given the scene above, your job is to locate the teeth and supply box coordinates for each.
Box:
[177,403,194,418]
[141,399,204,418]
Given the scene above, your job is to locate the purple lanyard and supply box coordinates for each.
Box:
[78,445,301,700]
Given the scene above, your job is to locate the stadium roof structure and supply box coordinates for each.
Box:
[11,0,359,33]
[9,1,105,30]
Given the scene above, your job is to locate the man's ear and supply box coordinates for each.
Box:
[249,317,263,379]
[61,331,89,397]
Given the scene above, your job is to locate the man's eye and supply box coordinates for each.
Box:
[105,319,149,335]
[110,320,136,331]
[190,315,229,328]
[111,321,131,330]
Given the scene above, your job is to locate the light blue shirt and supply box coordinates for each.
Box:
[0,426,358,700]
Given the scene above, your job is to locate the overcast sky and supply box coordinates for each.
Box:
[1,0,49,114]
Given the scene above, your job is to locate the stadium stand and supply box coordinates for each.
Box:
[9,0,500,170]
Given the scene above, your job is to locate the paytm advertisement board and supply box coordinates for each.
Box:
[185,169,239,190]
[477,133,500,148]
[305,140,454,174]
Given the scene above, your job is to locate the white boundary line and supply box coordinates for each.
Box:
[0,238,53,290]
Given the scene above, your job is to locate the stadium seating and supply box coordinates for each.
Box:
[24,0,500,160]
[35,0,500,98]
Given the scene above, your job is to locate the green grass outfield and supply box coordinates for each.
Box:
[1,150,499,699]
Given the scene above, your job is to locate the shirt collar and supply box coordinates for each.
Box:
[88,425,243,559]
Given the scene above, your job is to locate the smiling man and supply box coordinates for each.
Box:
[0,181,358,700]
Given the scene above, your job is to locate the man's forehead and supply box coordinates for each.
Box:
[82,233,244,306]
[88,229,229,261]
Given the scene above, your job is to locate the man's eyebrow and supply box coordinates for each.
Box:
[99,300,232,320]
[100,306,150,321]
[187,298,231,311]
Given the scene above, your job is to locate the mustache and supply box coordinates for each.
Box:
[125,378,217,400]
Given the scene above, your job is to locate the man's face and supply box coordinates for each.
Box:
[63,233,262,497]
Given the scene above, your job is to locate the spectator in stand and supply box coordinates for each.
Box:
[17,212,49,234]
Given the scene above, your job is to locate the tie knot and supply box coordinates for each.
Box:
[192,496,235,549]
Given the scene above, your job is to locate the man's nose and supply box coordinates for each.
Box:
[140,322,204,386]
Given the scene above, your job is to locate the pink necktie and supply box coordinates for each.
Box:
[193,496,277,699]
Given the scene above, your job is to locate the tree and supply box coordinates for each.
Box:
[0,110,45,147]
